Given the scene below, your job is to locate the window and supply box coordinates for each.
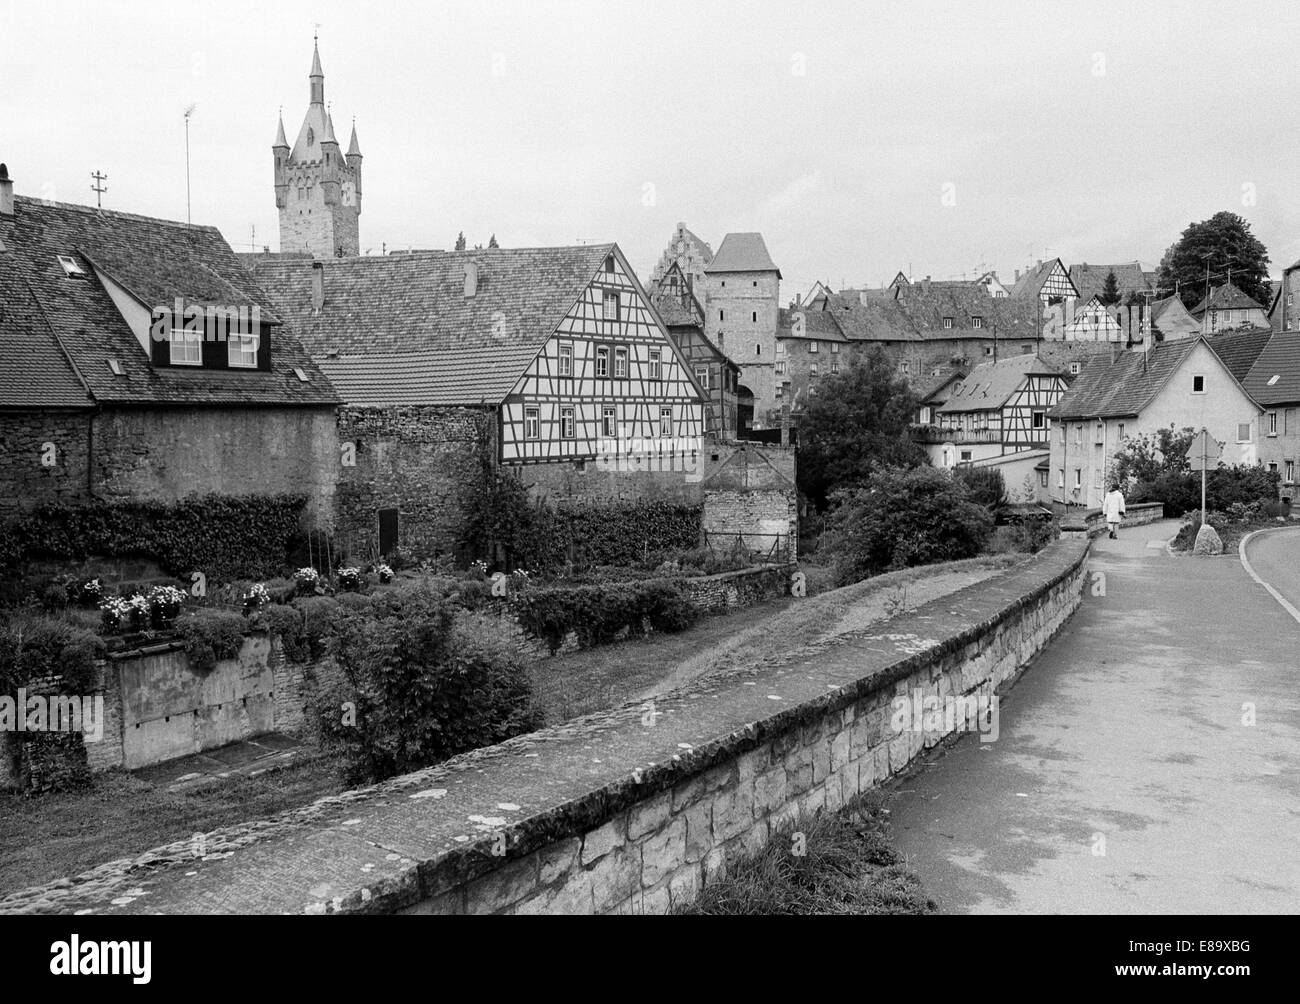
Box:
[1032,411,1045,429]
[899,361,909,374]
[719,309,725,321]
[755,344,761,357]
[1268,462,1278,474]
[524,406,540,440]
[558,342,573,377]
[1269,412,1278,435]
[775,360,786,375]
[972,316,983,329]
[659,405,673,439]
[808,383,818,397]
[604,254,615,274]
[595,345,610,377]
[831,342,840,354]
[1237,422,1252,443]
[752,280,757,287]
[776,341,786,355]
[831,358,840,374]
[57,255,87,279]
[1074,468,1082,489]
[1069,362,1081,375]
[751,311,757,323]
[1287,460,1295,483]
[1074,424,1082,445]
[775,385,784,398]
[1038,470,1049,488]
[228,332,259,368]
[984,346,994,356]
[809,363,819,376]
[648,348,661,380]
[603,290,620,321]
[614,346,628,378]
[809,341,819,353]
[1021,344,1032,354]
[1059,425,1066,444]
[1094,468,1103,489]
[942,317,954,329]
[560,407,575,439]
[170,328,202,366]
[695,366,709,389]
[1058,469,1065,488]
[960,450,972,462]
[1095,422,1105,444]
[1192,374,1205,393]
[602,405,617,437]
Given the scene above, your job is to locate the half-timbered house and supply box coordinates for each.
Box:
[250,243,712,556]
[1011,258,1080,340]
[1062,295,1123,342]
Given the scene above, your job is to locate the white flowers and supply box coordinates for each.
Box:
[376,564,395,583]
[242,583,271,609]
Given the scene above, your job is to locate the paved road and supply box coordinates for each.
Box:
[889,520,1300,914]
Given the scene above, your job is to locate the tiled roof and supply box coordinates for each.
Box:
[1010,258,1078,300]
[0,197,336,408]
[250,244,615,405]
[1191,281,1266,316]
[0,267,91,409]
[822,294,922,341]
[1049,340,1202,420]
[1206,327,1273,382]
[777,305,846,340]
[913,366,966,403]
[938,353,1061,413]
[703,233,780,275]
[1243,330,1300,405]
[1068,261,1151,303]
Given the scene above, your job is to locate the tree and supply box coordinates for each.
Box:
[488,233,500,249]
[1100,270,1121,306]
[1156,212,1271,310]
[454,231,467,251]
[1108,427,1195,485]
[797,348,927,509]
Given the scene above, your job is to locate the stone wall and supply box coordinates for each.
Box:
[0,411,92,520]
[1060,501,1165,537]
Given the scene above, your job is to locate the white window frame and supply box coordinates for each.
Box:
[942,317,954,329]
[595,345,610,378]
[658,405,673,439]
[227,332,259,368]
[560,406,575,439]
[775,360,786,375]
[694,365,709,389]
[614,346,629,378]
[558,342,573,377]
[809,341,819,354]
[603,290,620,321]
[830,342,840,354]
[1269,411,1278,435]
[647,348,661,380]
[972,316,983,329]
[524,406,540,440]
[1192,374,1206,393]
[602,405,617,438]
[170,328,202,366]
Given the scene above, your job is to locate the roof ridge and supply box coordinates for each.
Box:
[13,195,219,233]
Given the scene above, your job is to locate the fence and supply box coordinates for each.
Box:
[702,530,791,562]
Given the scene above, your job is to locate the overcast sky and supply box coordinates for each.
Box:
[7,0,1300,295]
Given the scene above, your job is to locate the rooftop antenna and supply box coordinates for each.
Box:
[90,170,107,209]
[183,103,197,224]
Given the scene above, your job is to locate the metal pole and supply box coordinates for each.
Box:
[1201,428,1207,518]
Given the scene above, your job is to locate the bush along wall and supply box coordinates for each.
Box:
[0,493,308,584]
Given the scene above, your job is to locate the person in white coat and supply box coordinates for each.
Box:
[1103,483,1126,539]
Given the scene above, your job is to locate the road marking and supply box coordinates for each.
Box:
[1239,527,1300,627]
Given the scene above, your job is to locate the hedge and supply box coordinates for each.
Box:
[1,493,308,582]
[513,580,699,654]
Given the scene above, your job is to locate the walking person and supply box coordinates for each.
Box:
[1103,482,1126,539]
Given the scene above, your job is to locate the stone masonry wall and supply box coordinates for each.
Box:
[0,412,92,520]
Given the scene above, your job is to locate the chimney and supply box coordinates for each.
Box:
[464,261,479,297]
[0,164,13,217]
[311,261,324,311]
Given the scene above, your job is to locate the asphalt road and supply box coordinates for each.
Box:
[888,520,1300,914]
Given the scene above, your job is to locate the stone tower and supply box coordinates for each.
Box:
[274,39,362,257]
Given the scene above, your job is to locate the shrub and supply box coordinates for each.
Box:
[252,602,310,663]
[336,567,363,592]
[1131,464,1280,517]
[175,609,247,673]
[294,596,342,660]
[513,580,698,654]
[147,585,186,627]
[311,588,541,785]
[952,466,1008,514]
[294,567,321,596]
[0,612,104,694]
[825,467,995,584]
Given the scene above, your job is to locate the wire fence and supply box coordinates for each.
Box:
[702,530,792,563]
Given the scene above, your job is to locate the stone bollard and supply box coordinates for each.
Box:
[1192,524,1223,555]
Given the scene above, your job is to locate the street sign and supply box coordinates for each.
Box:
[1186,430,1222,472]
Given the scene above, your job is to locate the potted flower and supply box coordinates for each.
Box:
[294,567,320,596]
[99,596,130,634]
[242,582,271,613]
[376,563,395,584]
[336,566,363,592]
[148,584,186,627]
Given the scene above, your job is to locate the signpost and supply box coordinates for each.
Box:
[1185,428,1223,516]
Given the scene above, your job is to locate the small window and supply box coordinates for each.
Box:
[1287,460,1295,483]
[1268,462,1278,474]
[751,311,757,323]
[648,348,661,380]
[170,328,202,366]
[558,342,574,377]
[107,358,124,376]
[602,405,617,437]
[775,359,787,376]
[1021,344,1032,354]
[1057,469,1065,488]
[1038,470,1048,488]
[1074,468,1082,489]
[1269,412,1278,435]
[1094,468,1103,489]
[1074,424,1082,444]
[603,290,620,321]
[755,344,761,357]
[719,309,725,321]
[1069,362,1081,375]
[831,358,840,374]
[752,280,757,287]
[228,332,259,368]
[775,385,784,398]
[809,341,819,354]
[984,346,994,356]
[960,450,972,462]
[1238,422,1251,443]
[1192,374,1205,393]
[1118,423,1125,440]
[808,383,818,397]
[524,407,540,440]
[292,367,310,383]
[830,342,840,354]
[614,346,628,378]
[972,316,983,329]
[899,361,909,374]
[810,363,819,376]
[57,254,87,279]
[595,345,610,377]
[942,317,954,329]
[694,366,709,389]
[659,405,673,438]
[604,254,616,274]
[560,406,575,439]
[1032,411,1045,429]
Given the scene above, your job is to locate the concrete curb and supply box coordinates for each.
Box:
[1238,526,1300,627]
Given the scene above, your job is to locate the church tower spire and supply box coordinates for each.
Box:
[274,37,362,257]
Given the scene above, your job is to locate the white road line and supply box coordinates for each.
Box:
[1239,526,1300,627]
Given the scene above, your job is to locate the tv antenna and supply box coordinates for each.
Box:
[183,103,197,224]
[90,170,107,208]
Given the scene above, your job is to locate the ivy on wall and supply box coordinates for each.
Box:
[0,494,308,582]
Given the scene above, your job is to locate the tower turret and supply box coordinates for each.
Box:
[272,113,290,210]
[345,122,363,214]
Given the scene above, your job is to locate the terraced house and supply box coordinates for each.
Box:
[250,244,711,556]
[0,164,339,523]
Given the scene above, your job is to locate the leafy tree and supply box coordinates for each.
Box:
[953,465,1008,514]
[1156,211,1271,310]
[825,466,994,584]
[1100,270,1121,306]
[1108,427,1195,485]
[798,348,927,509]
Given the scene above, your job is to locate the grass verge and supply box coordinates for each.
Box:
[678,791,937,915]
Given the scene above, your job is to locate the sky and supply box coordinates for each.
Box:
[6,0,1300,297]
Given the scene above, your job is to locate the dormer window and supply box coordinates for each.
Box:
[57,255,87,279]
[107,358,125,377]
[228,332,260,368]
[169,329,202,366]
